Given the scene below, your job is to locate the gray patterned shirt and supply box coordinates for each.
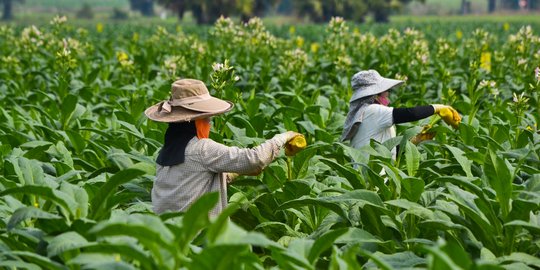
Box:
[151,133,289,216]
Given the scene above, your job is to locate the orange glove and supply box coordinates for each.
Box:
[432,104,461,129]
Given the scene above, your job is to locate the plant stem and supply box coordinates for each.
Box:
[287,157,292,180]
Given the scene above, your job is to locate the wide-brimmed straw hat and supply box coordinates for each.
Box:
[145,79,233,123]
[349,70,404,103]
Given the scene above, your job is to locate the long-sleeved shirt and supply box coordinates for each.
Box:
[350,104,434,158]
[151,134,288,216]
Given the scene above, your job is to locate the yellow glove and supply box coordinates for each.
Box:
[225,172,239,183]
[432,104,461,129]
[285,134,307,156]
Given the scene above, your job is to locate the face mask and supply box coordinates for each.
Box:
[195,118,211,139]
[377,96,390,106]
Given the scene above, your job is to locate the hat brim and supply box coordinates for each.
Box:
[350,78,404,103]
[179,96,233,113]
[145,100,234,123]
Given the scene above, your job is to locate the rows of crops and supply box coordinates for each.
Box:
[0,16,539,269]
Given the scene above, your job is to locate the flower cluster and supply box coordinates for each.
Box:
[116,51,134,71]
[279,48,308,76]
[210,59,239,100]
[479,79,499,97]
[163,55,187,79]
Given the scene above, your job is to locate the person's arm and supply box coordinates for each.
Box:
[392,105,435,124]
[197,132,298,175]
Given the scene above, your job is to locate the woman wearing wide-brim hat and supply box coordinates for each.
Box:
[341,70,461,159]
[146,79,301,216]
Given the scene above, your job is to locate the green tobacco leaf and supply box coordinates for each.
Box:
[333,189,386,209]
[320,158,365,189]
[71,259,135,270]
[278,196,348,221]
[0,261,41,270]
[81,243,156,270]
[280,238,316,268]
[292,143,321,179]
[504,219,540,235]
[188,245,261,270]
[401,177,425,202]
[60,182,89,219]
[9,156,46,186]
[89,168,145,220]
[335,227,382,245]
[0,186,75,217]
[61,94,78,128]
[117,120,144,139]
[422,245,464,270]
[47,231,89,257]
[500,252,540,268]
[179,192,220,252]
[6,251,66,270]
[385,199,433,219]
[212,219,282,249]
[484,149,513,218]
[444,184,499,250]
[440,238,472,269]
[307,228,347,264]
[7,206,62,230]
[206,203,240,243]
[363,251,425,270]
[405,141,420,177]
[89,214,175,265]
[446,145,473,178]
[65,130,86,154]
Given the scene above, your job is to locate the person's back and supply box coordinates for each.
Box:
[349,103,396,155]
[342,70,462,159]
[146,79,304,216]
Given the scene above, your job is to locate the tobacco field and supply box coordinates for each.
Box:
[0,16,539,269]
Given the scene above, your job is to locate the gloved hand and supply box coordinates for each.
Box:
[225,172,239,183]
[432,104,461,129]
[410,124,436,145]
[225,171,260,183]
[284,132,306,156]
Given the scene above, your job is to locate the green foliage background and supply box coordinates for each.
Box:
[0,16,539,269]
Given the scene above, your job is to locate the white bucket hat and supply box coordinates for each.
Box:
[145,79,233,123]
[349,70,404,103]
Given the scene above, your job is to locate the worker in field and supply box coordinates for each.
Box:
[145,79,303,216]
[341,70,461,159]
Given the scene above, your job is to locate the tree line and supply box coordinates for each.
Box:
[1,0,540,22]
[129,0,540,23]
[135,0,422,23]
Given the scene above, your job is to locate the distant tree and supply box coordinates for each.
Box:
[367,0,424,22]
[293,0,368,23]
[157,0,235,24]
[237,0,281,22]
[190,0,235,24]
[291,0,388,23]
[487,0,496,13]
[366,0,391,22]
[531,0,540,9]
[130,0,154,16]
[500,0,518,9]
[156,0,186,20]
[0,0,11,20]
[1,0,24,20]
[111,7,129,19]
[292,0,323,22]
[76,3,94,19]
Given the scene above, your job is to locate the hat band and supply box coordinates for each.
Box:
[161,93,212,113]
